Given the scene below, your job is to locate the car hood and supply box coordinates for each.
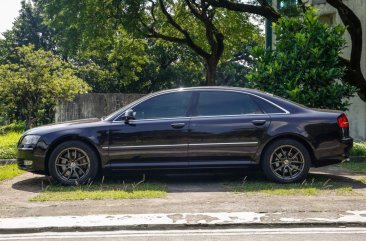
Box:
[23,118,102,136]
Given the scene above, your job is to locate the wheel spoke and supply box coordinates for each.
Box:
[288,148,293,157]
[56,163,68,167]
[74,169,80,179]
[61,167,70,176]
[288,166,293,178]
[274,165,284,172]
[76,166,85,175]
[76,155,86,162]
[67,169,74,180]
[59,157,69,162]
[290,165,301,171]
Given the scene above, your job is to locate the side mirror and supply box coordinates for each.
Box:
[124,109,135,122]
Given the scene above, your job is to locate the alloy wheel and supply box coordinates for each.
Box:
[269,145,305,180]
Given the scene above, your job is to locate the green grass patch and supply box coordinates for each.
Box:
[224,177,355,196]
[0,132,22,159]
[339,161,366,173]
[350,142,366,156]
[30,181,167,201]
[360,177,366,184]
[0,164,24,182]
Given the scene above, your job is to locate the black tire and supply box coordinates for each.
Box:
[261,138,311,183]
[48,141,99,185]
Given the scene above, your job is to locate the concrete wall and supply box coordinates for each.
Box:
[312,0,366,141]
[55,93,145,123]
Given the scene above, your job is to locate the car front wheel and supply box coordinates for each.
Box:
[48,141,99,185]
[261,139,311,183]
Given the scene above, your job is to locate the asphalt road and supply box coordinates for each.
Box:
[1,227,366,241]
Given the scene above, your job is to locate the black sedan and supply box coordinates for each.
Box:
[17,87,353,185]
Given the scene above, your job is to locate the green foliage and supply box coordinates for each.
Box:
[0,0,56,64]
[0,164,24,182]
[0,132,22,159]
[350,142,366,156]
[39,0,263,87]
[0,122,25,135]
[247,8,356,110]
[0,45,91,128]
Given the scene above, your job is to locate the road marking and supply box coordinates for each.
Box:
[1,228,366,240]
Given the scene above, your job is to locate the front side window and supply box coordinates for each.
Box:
[194,91,262,116]
[132,92,192,120]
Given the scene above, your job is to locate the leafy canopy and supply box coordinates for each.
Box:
[247,8,356,110]
[0,45,91,128]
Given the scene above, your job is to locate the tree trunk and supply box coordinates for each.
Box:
[205,57,218,86]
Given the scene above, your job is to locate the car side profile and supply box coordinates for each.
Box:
[17,87,353,185]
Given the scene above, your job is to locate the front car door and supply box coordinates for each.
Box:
[188,90,270,167]
[107,91,193,169]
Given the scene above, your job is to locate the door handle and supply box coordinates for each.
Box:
[252,120,267,126]
[171,123,186,129]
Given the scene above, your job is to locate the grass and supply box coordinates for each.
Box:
[30,178,167,201]
[224,176,356,196]
[0,132,22,159]
[0,164,24,182]
[350,142,366,156]
[360,177,366,184]
[339,161,366,172]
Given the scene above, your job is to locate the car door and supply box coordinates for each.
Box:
[188,90,270,167]
[107,91,193,169]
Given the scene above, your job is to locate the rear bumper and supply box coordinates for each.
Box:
[312,137,353,167]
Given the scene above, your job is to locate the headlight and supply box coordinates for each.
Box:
[21,135,41,145]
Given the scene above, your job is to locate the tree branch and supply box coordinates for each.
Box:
[204,0,281,22]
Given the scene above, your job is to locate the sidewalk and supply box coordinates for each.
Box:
[1,211,366,233]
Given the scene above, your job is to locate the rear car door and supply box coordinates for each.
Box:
[188,90,270,167]
[107,91,193,169]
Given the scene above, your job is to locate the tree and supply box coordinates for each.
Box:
[0,45,91,129]
[205,0,366,101]
[0,0,56,64]
[39,0,263,85]
[247,9,355,110]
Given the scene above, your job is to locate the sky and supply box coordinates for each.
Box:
[0,0,22,34]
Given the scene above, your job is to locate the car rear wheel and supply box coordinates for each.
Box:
[48,141,99,185]
[261,139,311,183]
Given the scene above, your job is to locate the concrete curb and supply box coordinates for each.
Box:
[1,211,366,234]
[0,159,16,165]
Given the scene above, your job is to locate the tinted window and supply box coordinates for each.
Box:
[254,97,286,114]
[132,92,192,120]
[195,91,262,116]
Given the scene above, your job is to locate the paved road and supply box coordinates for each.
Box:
[1,228,366,241]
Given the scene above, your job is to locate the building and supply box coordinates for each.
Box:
[267,0,366,140]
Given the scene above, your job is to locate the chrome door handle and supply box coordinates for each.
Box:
[252,120,267,126]
[171,123,186,129]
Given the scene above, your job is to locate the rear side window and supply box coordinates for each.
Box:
[133,92,192,120]
[254,97,286,114]
[194,91,262,116]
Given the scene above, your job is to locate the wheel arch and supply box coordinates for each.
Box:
[44,135,102,175]
[258,134,316,165]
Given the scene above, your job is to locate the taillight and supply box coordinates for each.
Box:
[337,113,349,128]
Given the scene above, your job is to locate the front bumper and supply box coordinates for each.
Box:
[17,146,47,174]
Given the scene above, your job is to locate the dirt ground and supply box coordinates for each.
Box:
[0,166,366,218]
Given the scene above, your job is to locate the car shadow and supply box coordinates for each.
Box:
[11,167,366,194]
